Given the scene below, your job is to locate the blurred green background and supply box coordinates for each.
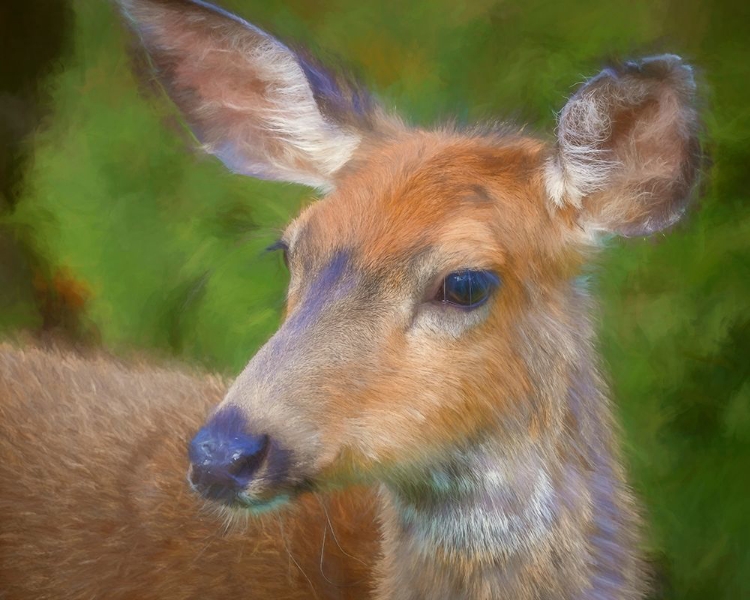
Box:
[1,0,748,598]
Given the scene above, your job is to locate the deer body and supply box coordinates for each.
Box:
[0,343,378,599]
[0,1,701,598]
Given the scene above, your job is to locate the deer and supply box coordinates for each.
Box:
[0,0,701,598]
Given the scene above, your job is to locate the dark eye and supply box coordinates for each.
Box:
[435,270,500,309]
[266,240,289,268]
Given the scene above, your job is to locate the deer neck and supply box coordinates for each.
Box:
[374,444,565,599]
[372,373,641,599]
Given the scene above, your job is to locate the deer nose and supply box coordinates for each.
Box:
[188,419,270,502]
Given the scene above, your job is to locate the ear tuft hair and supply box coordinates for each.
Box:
[546,54,701,238]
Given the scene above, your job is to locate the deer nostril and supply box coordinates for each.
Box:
[227,434,270,482]
[199,440,216,458]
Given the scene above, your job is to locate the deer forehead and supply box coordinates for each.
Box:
[284,132,562,282]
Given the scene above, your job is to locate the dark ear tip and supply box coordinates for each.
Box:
[116,0,155,22]
[617,54,696,92]
[116,0,150,13]
[117,0,203,19]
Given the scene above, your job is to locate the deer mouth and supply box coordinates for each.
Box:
[202,476,313,514]
[232,485,304,513]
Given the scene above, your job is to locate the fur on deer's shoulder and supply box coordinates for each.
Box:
[0,341,378,600]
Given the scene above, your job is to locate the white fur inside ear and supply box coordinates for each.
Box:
[203,37,362,191]
[544,92,619,208]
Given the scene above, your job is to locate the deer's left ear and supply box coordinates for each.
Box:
[119,0,380,191]
[545,55,701,238]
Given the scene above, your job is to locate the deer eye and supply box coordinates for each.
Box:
[266,240,289,269]
[435,270,500,309]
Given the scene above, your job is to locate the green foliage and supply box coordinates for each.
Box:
[3,0,748,598]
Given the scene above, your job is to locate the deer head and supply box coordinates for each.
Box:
[119,0,700,513]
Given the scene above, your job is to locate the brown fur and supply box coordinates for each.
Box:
[0,343,378,599]
[0,1,702,598]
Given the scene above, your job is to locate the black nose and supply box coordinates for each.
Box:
[188,407,269,503]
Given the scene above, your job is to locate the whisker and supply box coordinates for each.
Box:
[314,493,369,588]
[318,523,332,584]
[191,531,217,566]
[315,493,369,568]
[276,513,319,599]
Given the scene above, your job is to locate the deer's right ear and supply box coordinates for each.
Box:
[546,55,701,239]
[119,0,377,190]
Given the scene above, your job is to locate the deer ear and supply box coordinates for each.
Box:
[545,55,701,238]
[119,0,377,190]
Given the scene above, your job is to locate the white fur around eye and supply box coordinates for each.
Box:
[410,300,493,339]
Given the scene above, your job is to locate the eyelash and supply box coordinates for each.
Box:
[266,240,289,268]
